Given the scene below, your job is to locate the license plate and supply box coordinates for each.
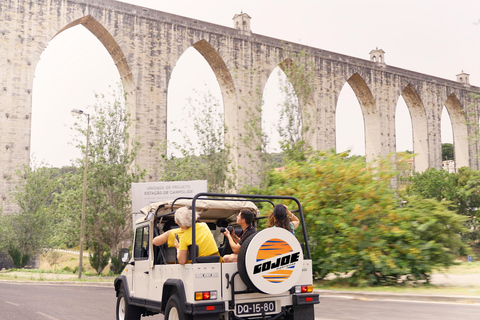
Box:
[236,301,276,315]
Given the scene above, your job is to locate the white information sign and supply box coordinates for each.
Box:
[131,180,207,214]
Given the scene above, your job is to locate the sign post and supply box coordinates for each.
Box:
[131,180,207,225]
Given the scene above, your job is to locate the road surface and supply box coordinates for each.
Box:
[1,282,479,319]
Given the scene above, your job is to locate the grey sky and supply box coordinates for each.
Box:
[30,0,480,167]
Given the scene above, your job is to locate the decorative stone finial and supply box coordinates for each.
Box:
[456,71,470,85]
[233,12,252,35]
[369,47,386,65]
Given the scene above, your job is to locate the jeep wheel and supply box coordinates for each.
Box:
[116,290,142,320]
[238,227,304,294]
[165,294,191,320]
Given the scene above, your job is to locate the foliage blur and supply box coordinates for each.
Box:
[0,85,143,273]
[0,165,58,268]
[246,151,469,285]
[158,90,235,192]
[406,167,480,251]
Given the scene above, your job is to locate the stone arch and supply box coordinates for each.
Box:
[190,39,236,127]
[191,40,236,101]
[445,93,469,169]
[400,84,429,172]
[57,16,134,99]
[185,39,238,178]
[277,58,317,149]
[346,73,378,162]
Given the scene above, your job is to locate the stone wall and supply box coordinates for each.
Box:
[1,0,479,213]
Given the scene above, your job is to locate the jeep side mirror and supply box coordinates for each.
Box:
[120,248,130,264]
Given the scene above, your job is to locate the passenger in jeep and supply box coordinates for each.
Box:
[222,209,257,263]
[268,204,299,234]
[173,207,223,264]
[152,220,184,248]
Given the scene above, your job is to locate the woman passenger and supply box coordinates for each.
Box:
[268,204,299,234]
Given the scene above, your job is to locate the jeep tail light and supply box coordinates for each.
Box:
[195,290,217,300]
[294,285,313,293]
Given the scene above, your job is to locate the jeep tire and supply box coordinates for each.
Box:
[116,290,142,320]
[165,294,191,320]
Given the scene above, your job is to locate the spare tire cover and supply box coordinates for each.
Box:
[238,227,304,294]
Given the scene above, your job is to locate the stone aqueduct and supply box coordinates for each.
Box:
[1,0,480,211]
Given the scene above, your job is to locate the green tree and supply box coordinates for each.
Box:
[251,151,467,285]
[442,143,454,161]
[160,90,235,192]
[89,241,111,275]
[407,168,457,201]
[407,166,480,249]
[276,49,314,164]
[0,165,58,268]
[70,85,144,273]
[450,167,480,248]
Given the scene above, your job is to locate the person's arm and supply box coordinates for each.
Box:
[286,206,300,229]
[174,236,188,265]
[177,249,188,265]
[224,231,241,254]
[152,230,170,246]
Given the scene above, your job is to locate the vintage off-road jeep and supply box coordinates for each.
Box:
[114,193,319,320]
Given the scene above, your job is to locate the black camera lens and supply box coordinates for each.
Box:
[227,226,233,233]
[220,227,226,233]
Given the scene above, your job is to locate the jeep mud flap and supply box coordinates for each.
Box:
[185,301,226,316]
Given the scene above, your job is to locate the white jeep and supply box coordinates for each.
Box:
[114,193,319,320]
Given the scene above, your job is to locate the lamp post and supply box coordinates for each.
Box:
[71,108,90,279]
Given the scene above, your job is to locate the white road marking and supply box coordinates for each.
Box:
[4,301,20,306]
[36,312,60,320]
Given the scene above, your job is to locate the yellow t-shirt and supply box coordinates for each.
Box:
[179,222,218,257]
[167,228,185,247]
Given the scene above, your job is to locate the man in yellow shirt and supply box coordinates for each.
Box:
[152,227,184,247]
[171,207,221,265]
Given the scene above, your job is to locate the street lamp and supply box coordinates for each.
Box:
[71,108,90,279]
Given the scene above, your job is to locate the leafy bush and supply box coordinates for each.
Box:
[89,242,110,275]
[62,266,74,273]
[407,167,480,249]
[7,247,30,269]
[254,151,468,285]
[110,253,126,275]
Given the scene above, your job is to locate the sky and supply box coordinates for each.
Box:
[30,0,480,167]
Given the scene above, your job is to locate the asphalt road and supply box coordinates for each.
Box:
[1,282,480,320]
[317,296,480,320]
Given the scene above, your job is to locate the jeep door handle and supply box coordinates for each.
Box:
[144,271,149,275]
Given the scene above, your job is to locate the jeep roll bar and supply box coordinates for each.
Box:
[189,193,311,263]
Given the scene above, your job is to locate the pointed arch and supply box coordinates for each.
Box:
[445,93,469,169]
[192,40,236,98]
[277,58,316,148]
[57,16,135,99]
[190,40,237,150]
[32,18,128,167]
[346,73,378,161]
[261,66,293,153]
[401,84,429,172]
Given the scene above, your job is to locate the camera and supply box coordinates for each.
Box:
[220,226,233,234]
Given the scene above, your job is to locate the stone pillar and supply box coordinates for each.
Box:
[0,0,47,213]
[419,85,446,170]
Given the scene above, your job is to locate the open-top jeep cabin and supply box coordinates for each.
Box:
[114,193,319,320]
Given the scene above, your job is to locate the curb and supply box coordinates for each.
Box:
[0,279,113,287]
[315,289,480,304]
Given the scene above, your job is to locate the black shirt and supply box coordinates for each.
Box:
[239,225,256,245]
